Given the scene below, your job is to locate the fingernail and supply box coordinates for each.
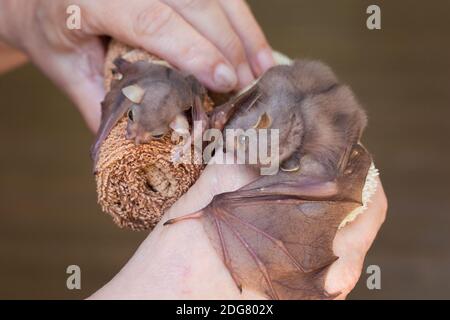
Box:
[214,63,237,91]
[237,63,255,88]
[257,48,276,73]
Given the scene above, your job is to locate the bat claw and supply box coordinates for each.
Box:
[163,211,204,226]
[163,219,175,226]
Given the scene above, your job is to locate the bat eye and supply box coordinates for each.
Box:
[152,133,164,139]
[127,109,134,121]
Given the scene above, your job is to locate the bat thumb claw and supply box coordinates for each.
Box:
[162,211,204,227]
[163,219,174,226]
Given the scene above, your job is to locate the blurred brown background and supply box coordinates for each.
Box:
[0,0,449,299]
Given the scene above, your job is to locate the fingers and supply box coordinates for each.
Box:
[87,0,238,92]
[325,177,388,297]
[218,0,275,75]
[337,177,387,254]
[85,0,273,91]
[66,73,104,133]
[162,0,254,88]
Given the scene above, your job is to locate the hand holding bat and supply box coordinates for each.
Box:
[164,60,375,299]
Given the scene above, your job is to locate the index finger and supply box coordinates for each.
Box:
[218,0,276,76]
[86,0,238,92]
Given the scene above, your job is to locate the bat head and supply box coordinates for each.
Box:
[123,81,190,144]
[221,66,307,167]
[223,106,304,169]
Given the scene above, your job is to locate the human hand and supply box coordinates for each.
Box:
[90,162,387,299]
[0,0,274,132]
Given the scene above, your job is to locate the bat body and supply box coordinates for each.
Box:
[165,60,372,299]
[91,58,206,168]
[222,60,367,177]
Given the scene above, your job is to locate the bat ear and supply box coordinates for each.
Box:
[121,84,145,104]
[253,112,272,129]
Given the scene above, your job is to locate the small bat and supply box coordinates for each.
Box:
[164,60,372,299]
[91,58,207,168]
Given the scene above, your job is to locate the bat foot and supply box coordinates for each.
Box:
[163,211,204,226]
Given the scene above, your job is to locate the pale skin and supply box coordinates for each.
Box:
[0,0,387,299]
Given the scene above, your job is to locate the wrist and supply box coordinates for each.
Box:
[90,164,265,299]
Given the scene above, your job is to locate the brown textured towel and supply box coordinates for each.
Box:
[95,40,208,231]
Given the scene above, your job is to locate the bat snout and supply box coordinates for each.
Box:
[134,132,153,145]
[126,127,154,145]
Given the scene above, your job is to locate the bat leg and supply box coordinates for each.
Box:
[163,211,204,226]
[185,75,209,129]
[192,96,209,132]
[336,145,349,174]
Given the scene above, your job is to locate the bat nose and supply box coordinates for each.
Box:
[126,128,135,140]
[134,131,153,145]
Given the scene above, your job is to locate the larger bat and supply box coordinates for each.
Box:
[164,60,372,299]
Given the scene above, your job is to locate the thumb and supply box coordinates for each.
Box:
[54,41,106,133]
[64,62,104,133]
[168,161,259,218]
[28,39,105,133]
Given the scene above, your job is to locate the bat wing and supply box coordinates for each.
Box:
[91,87,132,169]
[164,144,372,299]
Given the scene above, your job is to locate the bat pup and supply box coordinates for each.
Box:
[91,58,207,168]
